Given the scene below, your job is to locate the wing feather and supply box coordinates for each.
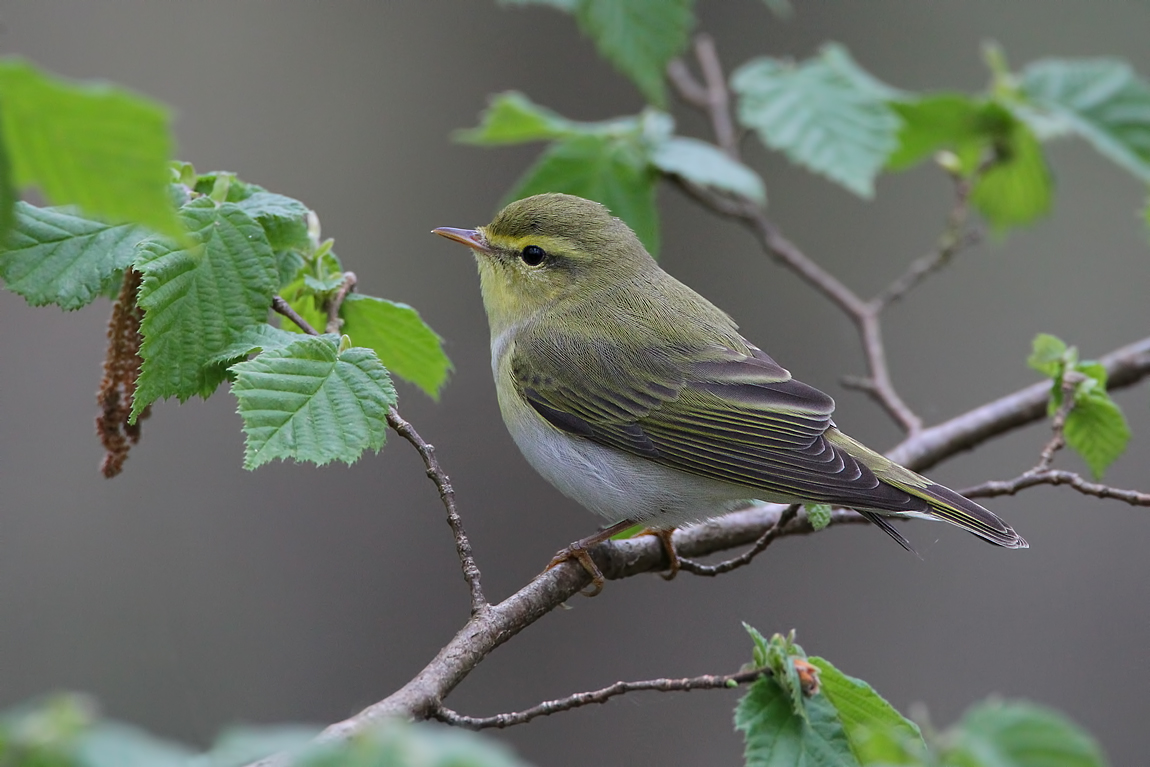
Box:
[513,338,925,513]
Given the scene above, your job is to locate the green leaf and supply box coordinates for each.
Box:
[498,0,579,9]
[508,133,660,253]
[0,202,150,309]
[340,294,452,400]
[209,323,306,365]
[888,95,1014,173]
[732,44,903,197]
[1027,333,1069,378]
[1065,390,1130,479]
[812,657,928,765]
[304,273,347,293]
[281,289,328,335]
[760,0,794,19]
[132,199,279,419]
[199,725,321,767]
[1019,58,1150,183]
[231,335,396,469]
[970,119,1052,231]
[456,91,580,145]
[743,626,808,720]
[942,699,1109,767]
[574,0,694,108]
[192,171,263,203]
[0,58,180,236]
[294,719,535,767]
[650,136,767,204]
[234,192,311,252]
[276,249,307,289]
[73,722,194,767]
[735,677,858,767]
[805,503,832,531]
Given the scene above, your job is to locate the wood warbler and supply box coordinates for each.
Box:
[434,193,1026,594]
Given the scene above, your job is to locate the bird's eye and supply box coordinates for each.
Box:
[520,245,547,266]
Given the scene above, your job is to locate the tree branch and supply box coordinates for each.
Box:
[386,408,488,614]
[272,294,487,614]
[886,336,1150,472]
[678,503,800,576]
[871,166,985,311]
[324,271,358,334]
[248,328,1150,767]
[433,668,767,730]
[963,470,1150,506]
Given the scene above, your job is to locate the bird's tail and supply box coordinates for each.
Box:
[896,479,1028,548]
[827,428,1028,549]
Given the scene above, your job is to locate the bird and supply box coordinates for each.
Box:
[434,193,1026,594]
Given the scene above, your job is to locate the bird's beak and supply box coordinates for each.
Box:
[432,227,492,254]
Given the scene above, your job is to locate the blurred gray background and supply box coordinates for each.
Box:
[1,1,1148,764]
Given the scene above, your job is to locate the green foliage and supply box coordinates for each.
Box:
[0,150,449,468]
[231,334,396,469]
[736,627,1108,767]
[650,135,767,204]
[812,659,927,765]
[0,58,180,238]
[1028,334,1131,478]
[939,700,1109,767]
[472,12,1150,240]
[513,133,661,253]
[455,91,578,144]
[132,198,280,418]
[736,677,858,767]
[0,203,150,310]
[0,694,535,767]
[340,294,452,400]
[732,44,904,197]
[737,625,926,767]
[574,0,694,107]
[968,118,1052,231]
[460,93,764,253]
[804,503,832,531]
[1018,58,1150,182]
[499,0,693,106]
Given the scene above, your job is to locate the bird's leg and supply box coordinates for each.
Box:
[546,519,638,597]
[638,527,680,580]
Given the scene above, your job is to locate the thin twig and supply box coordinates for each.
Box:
[271,295,320,336]
[434,668,768,730]
[271,295,488,614]
[666,60,709,109]
[1036,372,1082,471]
[386,408,487,614]
[871,166,987,310]
[963,470,1150,506]
[858,310,923,433]
[325,271,358,334]
[693,34,738,157]
[679,504,800,576]
[959,371,1150,507]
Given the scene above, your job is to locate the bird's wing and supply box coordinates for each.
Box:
[511,338,923,512]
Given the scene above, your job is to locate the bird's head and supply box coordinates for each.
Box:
[434,193,654,332]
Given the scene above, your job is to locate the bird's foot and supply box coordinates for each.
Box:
[639,527,680,580]
[545,519,638,597]
[546,543,606,596]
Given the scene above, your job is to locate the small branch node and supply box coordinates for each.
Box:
[678,504,800,576]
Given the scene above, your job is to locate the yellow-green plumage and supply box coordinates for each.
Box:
[435,193,1026,551]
